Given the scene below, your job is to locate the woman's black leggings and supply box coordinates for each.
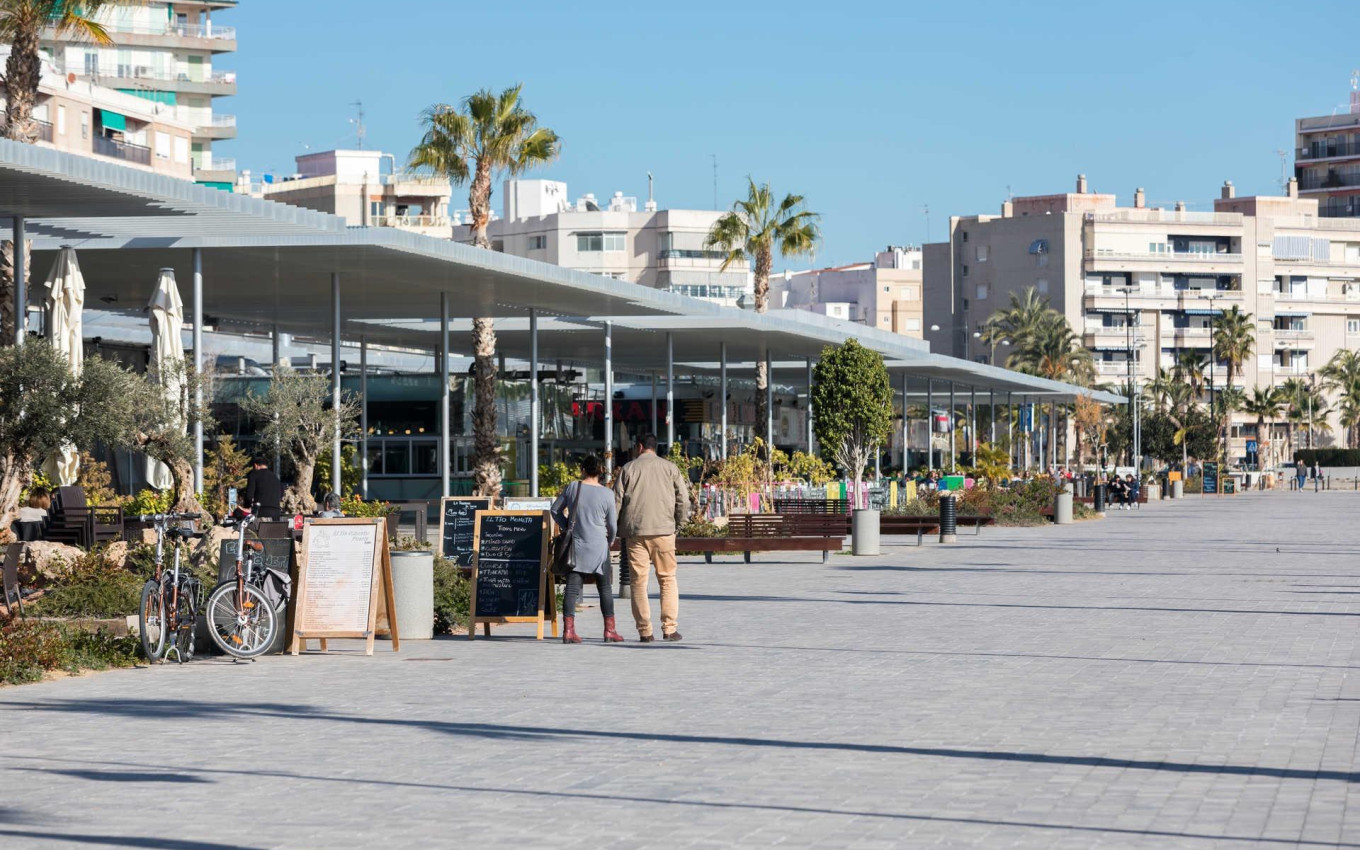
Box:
[564,571,614,619]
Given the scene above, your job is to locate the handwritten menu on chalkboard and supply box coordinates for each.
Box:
[439,497,492,564]
[1203,461,1219,495]
[299,522,378,634]
[218,538,293,584]
[469,511,549,638]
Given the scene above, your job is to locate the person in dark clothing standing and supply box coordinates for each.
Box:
[243,457,283,520]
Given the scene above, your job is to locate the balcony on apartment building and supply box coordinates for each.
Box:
[91,135,151,166]
[369,214,453,238]
[1297,140,1360,163]
[81,66,237,96]
[1298,170,1360,193]
[46,21,236,51]
[1088,209,1242,227]
[658,249,728,270]
[193,113,236,140]
[33,119,53,143]
[1083,281,1241,312]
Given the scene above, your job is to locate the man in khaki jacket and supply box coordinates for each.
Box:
[614,434,690,641]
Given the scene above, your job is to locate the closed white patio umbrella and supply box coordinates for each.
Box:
[146,268,185,491]
[42,246,84,486]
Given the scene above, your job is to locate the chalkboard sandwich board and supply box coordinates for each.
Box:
[437,497,493,564]
[469,510,550,640]
[289,518,398,656]
[1203,461,1219,495]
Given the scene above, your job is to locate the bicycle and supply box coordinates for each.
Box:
[137,513,207,664]
[204,512,279,659]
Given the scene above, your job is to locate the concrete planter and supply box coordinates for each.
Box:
[1054,482,1074,525]
[389,550,435,640]
[1172,480,1184,499]
[852,509,880,556]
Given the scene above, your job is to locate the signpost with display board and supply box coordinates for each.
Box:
[437,496,493,564]
[289,518,398,655]
[468,510,551,640]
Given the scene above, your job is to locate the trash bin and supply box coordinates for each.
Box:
[1172,479,1184,499]
[389,549,434,640]
[938,494,958,544]
[1054,484,1074,525]
[1092,483,1105,514]
[852,509,880,556]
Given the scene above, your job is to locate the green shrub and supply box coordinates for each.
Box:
[1293,449,1360,468]
[1183,474,1203,495]
[0,618,67,685]
[125,488,174,517]
[433,555,471,635]
[27,550,144,618]
[59,626,141,672]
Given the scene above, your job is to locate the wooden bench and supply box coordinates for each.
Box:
[713,513,847,563]
[880,513,993,544]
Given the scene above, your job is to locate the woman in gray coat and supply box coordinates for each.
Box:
[550,455,622,644]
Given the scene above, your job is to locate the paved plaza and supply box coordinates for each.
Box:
[2,492,1360,848]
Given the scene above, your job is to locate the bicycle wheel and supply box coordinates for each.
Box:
[138,579,167,662]
[204,580,277,659]
[171,578,201,663]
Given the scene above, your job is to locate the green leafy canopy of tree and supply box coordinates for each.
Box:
[811,339,892,489]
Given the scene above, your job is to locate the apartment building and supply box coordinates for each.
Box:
[257,149,453,239]
[924,174,1360,464]
[0,49,195,180]
[1294,83,1360,219]
[483,179,752,307]
[37,1,237,187]
[772,246,925,338]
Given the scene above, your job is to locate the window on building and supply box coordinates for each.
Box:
[1148,242,1167,254]
[528,235,546,250]
[905,318,921,331]
[1036,279,1049,294]
[1348,319,1360,334]
[883,286,890,293]
[155,131,170,159]
[976,285,988,299]
[962,265,969,277]
[976,245,988,262]
[173,136,188,164]
[56,105,66,135]
[369,201,383,218]
[604,232,625,251]
[881,316,889,324]
[962,231,969,242]
[80,111,89,140]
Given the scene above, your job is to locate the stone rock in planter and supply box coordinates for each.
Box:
[103,540,130,570]
[22,542,87,583]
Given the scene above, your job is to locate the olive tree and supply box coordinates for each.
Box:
[810,339,892,507]
[241,366,358,513]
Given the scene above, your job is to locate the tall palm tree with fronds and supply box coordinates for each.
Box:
[1007,315,1092,467]
[409,85,560,496]
[1241,386,1283,468]
[1,1,112,142]
[980,287,1053,354]
[1280,376,1309,460]
[1146,367,1179,415]
[1211,305,1254,461]
[1319,349,1360,447]
[706,178,819,448]
[1175,351,1208,401]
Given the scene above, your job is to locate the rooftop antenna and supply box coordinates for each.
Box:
[1351,70,1360,115]
[922,204,931,243]
[645,171,657,212]
[349,100,366,149]
[1275,149,1289,194]
[710,154,718,210]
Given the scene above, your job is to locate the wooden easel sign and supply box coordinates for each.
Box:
[290,517,399,656]
[468,510,550,640]
[437,496,493,563]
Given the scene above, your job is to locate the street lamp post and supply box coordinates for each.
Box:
[1118,286,1142,472]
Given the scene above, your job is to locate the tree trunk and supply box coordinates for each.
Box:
[753,248,770,453]
[469,161,493,250]
[0,453,32,535]
[1,238,30,346]
[3,29,41,144]
[288,460,317,514]
[170,457,205,517]
[472,316,501,498]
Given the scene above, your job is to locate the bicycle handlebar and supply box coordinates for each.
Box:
[138,512,207,524]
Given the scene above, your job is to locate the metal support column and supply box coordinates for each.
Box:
[12,217,24,345]
[901,373,909,471]
[604,321,614,477]
[989,389,996,445]
[666,331,675,448]
[330,273,342,496]
[650,373,658,437]
[806,357,815,454]
[360,336,369,499]
[440,293,450,498]
[969,385,977,459]
[191,248,203,493]
[1006,392,1014,469]
[925,379,934,469]
[529,308,539,497]
[765,350,773,453]
[720,342,728,459]
[948,381,956,470]
[272,325,282,475]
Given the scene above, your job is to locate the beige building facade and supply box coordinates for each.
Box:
[773,246,925,338]
[483,179,751,307]
[924,174,1360,465]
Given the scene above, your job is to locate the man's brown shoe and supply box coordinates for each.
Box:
[638,635,655,643]
[663,631,683,642]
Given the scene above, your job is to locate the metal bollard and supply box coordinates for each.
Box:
[939,493,958,544]
[617,538,632,599]
[1093,484,1105,514]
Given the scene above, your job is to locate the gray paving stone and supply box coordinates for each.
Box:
[0,490,1358,848]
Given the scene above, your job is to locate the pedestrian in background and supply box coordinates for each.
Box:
[1296,458,1307,491]
[614,434,690,642]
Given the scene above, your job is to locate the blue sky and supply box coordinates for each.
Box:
[227,0,1360,267]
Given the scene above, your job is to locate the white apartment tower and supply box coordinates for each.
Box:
[1294,75,1360,219]
[37,1,238,188]
[484,179,752,307]
[924,174,1360,466]
[773,247,925,338]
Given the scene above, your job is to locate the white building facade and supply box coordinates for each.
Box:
[774,246,925,338]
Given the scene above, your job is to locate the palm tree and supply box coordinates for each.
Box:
[706,178,819,448]
[1241,386,1283,468]
[1146,367,1178,415]
[981,287,1053,354]
[1175,351,1208,400]
[1319,349,1360,447]
[1280,376,1309,460]
[1,1,112,142]
[1212,306,1254,460]
[409,85,560,497]
[1007,315,1092,468]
